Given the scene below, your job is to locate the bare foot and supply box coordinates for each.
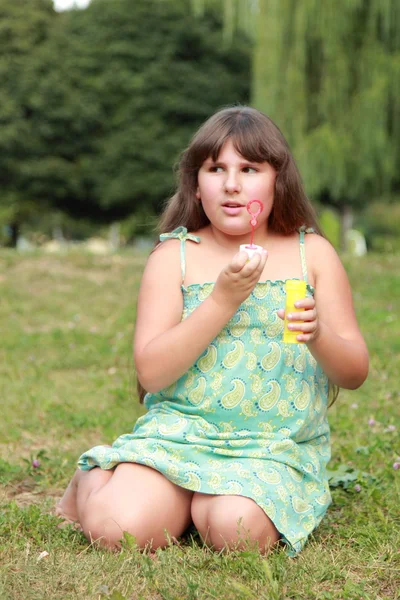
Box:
[55,469,83,526]
[56,518,83,532]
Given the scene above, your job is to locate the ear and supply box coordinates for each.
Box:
[195,187,201,200]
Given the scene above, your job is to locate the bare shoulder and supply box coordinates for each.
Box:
[144,238,182,282]
[305,232,337,256]
[305,233,345,280]
[147,232,205,277]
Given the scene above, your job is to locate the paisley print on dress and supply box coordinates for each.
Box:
[188,376,207,405]
[198,345,217,373]
[220,379,246,409]
[222,341,245,369]
[258,380,281,411]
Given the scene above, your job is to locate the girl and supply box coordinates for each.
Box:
[56,106,368,556]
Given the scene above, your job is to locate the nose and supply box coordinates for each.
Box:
[224,170,241,194]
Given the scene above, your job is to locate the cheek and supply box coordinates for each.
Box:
[262,174,276,192]
[198,178,217,199]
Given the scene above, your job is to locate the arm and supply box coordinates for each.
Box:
[279,236,369,389]
[134,241,268,393]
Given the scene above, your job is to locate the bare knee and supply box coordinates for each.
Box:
[81,489,192,550]
[81,505,170,550]
[207,503,267,550]
[81,512,124,549]
[192,495,280,552]
[77,463,193,550]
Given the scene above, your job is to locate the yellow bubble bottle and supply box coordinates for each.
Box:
[283,279,307,343]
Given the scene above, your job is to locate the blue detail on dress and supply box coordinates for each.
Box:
[78,226,331,555]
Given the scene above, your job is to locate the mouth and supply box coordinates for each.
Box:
[221,203,244,216]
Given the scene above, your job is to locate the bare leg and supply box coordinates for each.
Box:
[73,463,194,549]
[55,468,113,527]
[191,493,280,553]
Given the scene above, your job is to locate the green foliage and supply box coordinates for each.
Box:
[370,235,400,254]
[326,464,376,490]
[0,0,251,241]
[18,209,102,242]
[319,208,341,249]
[253,0,400,212]
[0,0,57,239]
[358,198,400,252]
[190,0,257,41]
[68,0,251,218]
[119,210,158,243]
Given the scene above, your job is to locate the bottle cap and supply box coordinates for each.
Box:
[285,279,306,291]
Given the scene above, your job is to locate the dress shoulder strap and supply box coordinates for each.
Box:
[159,226,201,283]
[298,226,315,284]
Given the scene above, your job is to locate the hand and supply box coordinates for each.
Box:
[212,249,268,310]
[277,296,320,343]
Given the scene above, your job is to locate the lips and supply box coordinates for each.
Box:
[222,203,244,216]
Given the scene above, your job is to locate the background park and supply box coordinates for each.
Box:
[0,0,399,598]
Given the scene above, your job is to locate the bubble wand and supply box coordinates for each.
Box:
[247,199,263,247]
[239,199,264,259]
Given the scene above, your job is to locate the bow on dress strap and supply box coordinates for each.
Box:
[298,225,315,234]
[159,226,201,283]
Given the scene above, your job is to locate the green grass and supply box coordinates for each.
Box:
[0,249,399,600]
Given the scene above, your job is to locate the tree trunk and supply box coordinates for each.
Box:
[7,222,19,248]
[340,205,353,253]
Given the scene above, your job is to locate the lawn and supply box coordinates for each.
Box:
[0,249,399,600]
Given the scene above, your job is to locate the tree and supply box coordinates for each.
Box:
[64,0,251,220]
[190,0,257,42]
[252,0,400,246]
[198,0,399,246]
[0,0,252,244]
[0,0,251,245]
[0,0,57,245]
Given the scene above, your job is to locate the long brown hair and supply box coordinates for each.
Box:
[138,105,338,405]
[159,105,322,236]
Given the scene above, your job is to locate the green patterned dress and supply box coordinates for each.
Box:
[78,226,331,555]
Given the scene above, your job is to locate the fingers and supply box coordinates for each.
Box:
[286,321,318,344]
[231,250,268,278]
[292,297,314,310]
[279,305,319,342]
[287,320,317,334]
[214,249,268,308]
[285,296,316,322]
[285,300,318,342]
[242,250,267,277]
[286,307,317,323]
[230,251,250,273]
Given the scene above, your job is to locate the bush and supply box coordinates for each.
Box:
[119,211,158,244]
[319,207,340,249]
[358,199,400,252]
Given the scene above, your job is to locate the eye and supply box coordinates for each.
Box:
[208,165,224,173]
[242,166,258,173]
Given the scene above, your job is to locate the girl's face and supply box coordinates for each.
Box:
[197,139,276,239]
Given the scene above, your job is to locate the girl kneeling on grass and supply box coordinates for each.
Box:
[57,106,368,556]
